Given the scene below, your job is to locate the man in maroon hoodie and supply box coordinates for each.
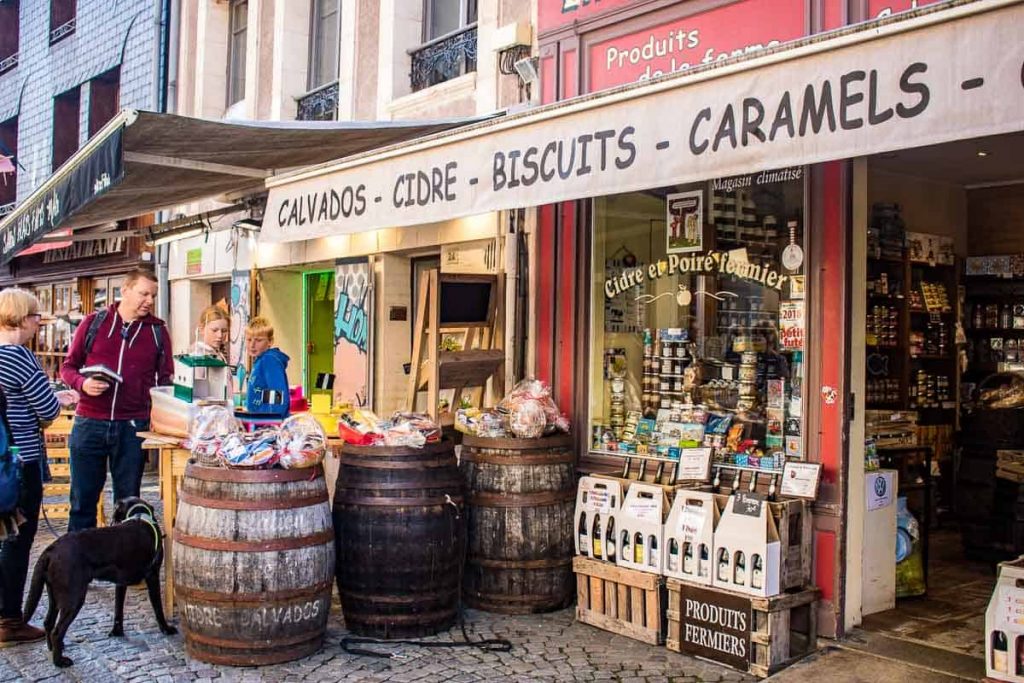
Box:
[61,268,174,531]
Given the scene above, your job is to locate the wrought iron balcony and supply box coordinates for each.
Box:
[50,18,76,45]
[0,52,17,76]
[410,25,477,92]
[296,81,340,121]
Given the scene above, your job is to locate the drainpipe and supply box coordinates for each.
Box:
[157,240,170,322]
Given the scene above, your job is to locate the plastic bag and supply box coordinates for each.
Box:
[191,405,241,466]
[380,412,440,447]
[499,378,571,436]
[509,399,546,439]
[277,413,327,469]
[219,429,280,468]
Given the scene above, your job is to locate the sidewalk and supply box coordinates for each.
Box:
[4,472,753,682]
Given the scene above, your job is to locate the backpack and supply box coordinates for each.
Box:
[84,308,166,368]
[0,386,21,514]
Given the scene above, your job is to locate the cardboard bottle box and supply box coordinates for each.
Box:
[616,483,669,575]
[712,493,781,597]
[663,490,721,585]
[574,476,623,562]
[986,556,1024,681]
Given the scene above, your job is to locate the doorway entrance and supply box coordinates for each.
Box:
[303,270,335,398]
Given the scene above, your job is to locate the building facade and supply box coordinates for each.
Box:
[169,0,534,417]
[0,0,171,377]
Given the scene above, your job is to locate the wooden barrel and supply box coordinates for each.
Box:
[333,439,464,638]
[173,464,334,666]
[460,433,576,614]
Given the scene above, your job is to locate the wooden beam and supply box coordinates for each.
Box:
[124,151,270,179]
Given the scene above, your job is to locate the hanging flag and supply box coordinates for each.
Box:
[0,155,14,182]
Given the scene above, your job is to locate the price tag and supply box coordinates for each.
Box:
[780,462,823,500]
[732,491,765,517]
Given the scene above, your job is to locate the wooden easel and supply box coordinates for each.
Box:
[406,270,505,421]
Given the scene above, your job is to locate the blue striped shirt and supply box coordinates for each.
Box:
[0,344,60,462]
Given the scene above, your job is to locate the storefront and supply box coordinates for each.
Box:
[259,0,1024,654]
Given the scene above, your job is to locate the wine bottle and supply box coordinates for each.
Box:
[992,630,1008,673]
[592,515,603,559]
[634,532,644,564]
[734,551,747,585]
[578,512,588,556]
[751,555,764,590]
[621,530,631,564]
[667,538,680,572]
[682,542,694,575]
[717,548,730,581]
[606,517,617,562]
[648,535,658,568]
[699,544,710,578]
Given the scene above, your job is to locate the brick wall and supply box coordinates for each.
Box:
[0,0,162,206]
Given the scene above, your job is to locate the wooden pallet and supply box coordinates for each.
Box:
[666,579,820,678]
[42,420,105,526]
[573,556,665,645]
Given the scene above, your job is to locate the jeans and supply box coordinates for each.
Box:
[68,417,149,532]
[0,459,42,619]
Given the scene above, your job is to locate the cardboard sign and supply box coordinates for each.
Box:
[779,300,805,350]
[780,462,822,500]
[617,483,668,574]
[677,447,714,482]
[664,490,720,584]
[732,492,765,517]
[674,583,753,672]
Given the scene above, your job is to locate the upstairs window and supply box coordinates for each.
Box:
[411,0,478,91]
[52,86,80,171]
[0,1,19,75]
[88,67,120,137]
[424,0,477,41]
[49,0,76,45]
[309,0,340,90]
[0,116,17,211]
[227,0,248,105]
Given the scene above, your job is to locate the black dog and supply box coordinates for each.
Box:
[23,497,177,667]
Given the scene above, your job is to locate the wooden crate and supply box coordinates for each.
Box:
[573,556,665,645]
[42,418,105,526]
[666,579,820,678]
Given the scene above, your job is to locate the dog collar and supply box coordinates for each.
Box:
[122,504,161,553]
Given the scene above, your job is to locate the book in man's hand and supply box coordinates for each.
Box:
[80,364,124,385]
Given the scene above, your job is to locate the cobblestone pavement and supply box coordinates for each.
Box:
[0,473,753,683]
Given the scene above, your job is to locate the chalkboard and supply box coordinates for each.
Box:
[440,281,492,324]
[732,491,765,517]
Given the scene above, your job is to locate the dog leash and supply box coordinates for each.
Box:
[339,495,513,659]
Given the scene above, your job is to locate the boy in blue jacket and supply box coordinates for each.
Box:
[245,317,290,418]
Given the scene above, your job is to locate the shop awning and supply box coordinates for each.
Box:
[0,110,490,265]
[261,0,1024,244]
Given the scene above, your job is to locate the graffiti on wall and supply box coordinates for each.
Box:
[229,270,250,387]
[334,260,372,407]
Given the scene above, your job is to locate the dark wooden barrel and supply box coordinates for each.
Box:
[333,439,464,638]
[173,464,334,666]
[460,433,576,614]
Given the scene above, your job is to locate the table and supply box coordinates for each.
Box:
[140,432,190,615]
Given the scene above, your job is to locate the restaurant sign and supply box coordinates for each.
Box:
[262,3,1024,244]
[0,129,123,266]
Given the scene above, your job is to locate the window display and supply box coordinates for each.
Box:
[589,169,807,484]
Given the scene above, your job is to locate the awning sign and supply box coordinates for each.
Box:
[0,129,124,265]
[263,3,1024,244]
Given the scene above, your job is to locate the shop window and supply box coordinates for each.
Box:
[410,0,478,91]
[308,0,340,90]
[227,0,247,106]
[0,115,16,212]
[589,169,807,479]
[49,0,75,45]
[88,67,120,137]
[52,86,80,171]
[0,0,19,75]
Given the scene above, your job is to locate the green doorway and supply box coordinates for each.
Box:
[303,270,335,399]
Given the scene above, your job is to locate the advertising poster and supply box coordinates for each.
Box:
[666,190,703,254]
[779,300,805,350]
[228,270,250,369]
[333,259,373,408]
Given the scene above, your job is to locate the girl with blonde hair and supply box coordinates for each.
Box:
[192,304,230,362]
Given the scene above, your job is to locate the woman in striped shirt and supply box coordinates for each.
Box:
[0,288,65,647]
